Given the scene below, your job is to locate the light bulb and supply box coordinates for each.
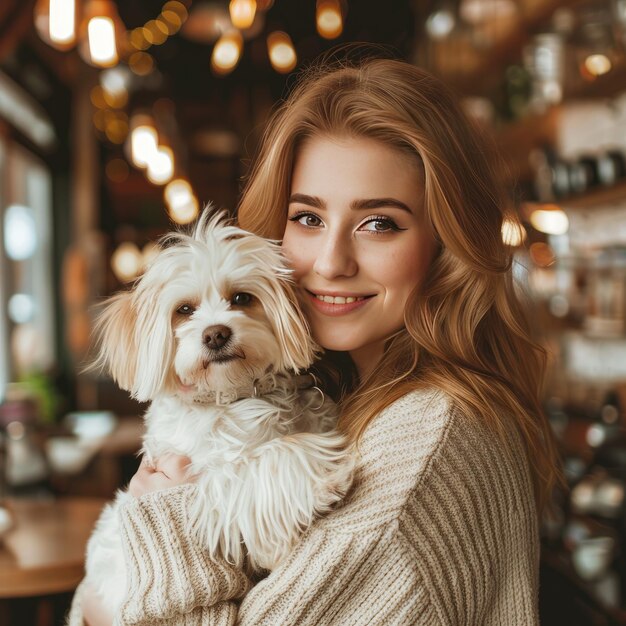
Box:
[530,207,569,235]
[212,31,243,74]
[267,31,296,73]
[146,146,174,185]
[316,0,342,39]
[131,125,158,168]
[88,16,118,67]
[50,0,76,46]
[229,0,256,29]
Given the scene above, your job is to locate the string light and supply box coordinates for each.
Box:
[165,179,199,224]
[50,0,76,47]
[146,146,174,184]
[111,242,142,282]
[316,0,343,39]
[211,31,243,74]
[130,122,158,168]
[230,0,257,29]
[584,54,611,76]
[87,16,118,66]
[529,205,569,235]
[267,31,297,73]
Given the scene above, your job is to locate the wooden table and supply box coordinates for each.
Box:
[0,497,107,625]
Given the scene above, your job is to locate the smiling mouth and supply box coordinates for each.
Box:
[306,290,375,304]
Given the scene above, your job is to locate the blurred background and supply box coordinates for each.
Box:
[0,0,625,624]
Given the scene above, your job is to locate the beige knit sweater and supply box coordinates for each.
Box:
[68,387,539,626]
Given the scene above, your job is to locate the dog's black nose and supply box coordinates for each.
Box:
[203,325,232,350]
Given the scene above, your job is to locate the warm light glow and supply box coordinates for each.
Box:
[129,51,154,76]
[164,179,200,224]
[160,10,183,34]
[145,19,168,45]
[426,9,455,39]
[88,16,118,67]
[211,31,243,74]
[169,195,199,224]
[100,67,128,97]
[111,242,142,283]
[501,218,527,247]
[4,205,38,261]
[584,54,612,77]
[230,0,256,29]
[316,0,342,39]
[146,146,174,185]
[460,0,517,24]
[529,206,569,235]
[131,124,158,168]
[165,178,193,208]
[267,31,297,73]
[50,0,76,46]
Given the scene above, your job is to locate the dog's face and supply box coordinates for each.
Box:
[93,211,317,402]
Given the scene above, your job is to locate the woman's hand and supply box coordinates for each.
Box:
[128,453,195,498]
[82,582,114,626]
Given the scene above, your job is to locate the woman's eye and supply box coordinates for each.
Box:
[289,212,323,228]
[360,218,399,233]
[231,292,253,306]
[176,303,195,315]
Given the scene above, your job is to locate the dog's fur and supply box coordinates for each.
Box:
[84,211,354,611]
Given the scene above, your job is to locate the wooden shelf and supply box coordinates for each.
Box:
[559,181,626,210]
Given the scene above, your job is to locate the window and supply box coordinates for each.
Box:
[0,139,55,401]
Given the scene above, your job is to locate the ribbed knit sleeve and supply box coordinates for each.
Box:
[117,485,251,625]
[71,387,539,626]
[398,407,540,626]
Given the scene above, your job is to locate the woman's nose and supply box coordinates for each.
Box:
[313,232,358,279]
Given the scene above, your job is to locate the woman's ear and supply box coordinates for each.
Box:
[262,279,319,373]
[90,291,138,393]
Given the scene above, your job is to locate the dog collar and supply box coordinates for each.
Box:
[191,373,319,407]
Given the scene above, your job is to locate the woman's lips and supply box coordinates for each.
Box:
[306,290,374,316]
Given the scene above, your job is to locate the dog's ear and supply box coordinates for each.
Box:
[262,279,319,374]
[130,284,175,402]
[90,283,175,401]
[90,291,139,393]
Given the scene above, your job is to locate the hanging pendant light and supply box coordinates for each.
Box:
[316,0,343,40]
[211,30,244,75]
[229,0,257,29]
[267,31,297,73]
[78,0,124,67]
[34,0,79,50]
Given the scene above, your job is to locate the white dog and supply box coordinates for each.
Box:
[83,210,354,612]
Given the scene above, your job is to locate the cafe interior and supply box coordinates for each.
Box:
[1,0,626,623]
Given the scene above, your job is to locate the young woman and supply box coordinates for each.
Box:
[75,57,560,625]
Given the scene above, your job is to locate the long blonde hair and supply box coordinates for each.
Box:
[237,58,561,513]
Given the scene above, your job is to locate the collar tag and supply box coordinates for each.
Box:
[215,390,238,406]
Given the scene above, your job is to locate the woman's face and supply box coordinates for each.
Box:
[282,135,437,377]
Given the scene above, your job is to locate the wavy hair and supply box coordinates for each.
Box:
[236,57,562,514]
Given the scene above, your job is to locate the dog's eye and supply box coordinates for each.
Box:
[176,303,195,315]
[231,293,252,306]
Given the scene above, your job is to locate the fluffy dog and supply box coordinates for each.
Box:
[83,210,354,612]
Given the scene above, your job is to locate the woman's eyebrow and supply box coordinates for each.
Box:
[350,198,413,213]
[288,193,325,208]
[288,193,413,214]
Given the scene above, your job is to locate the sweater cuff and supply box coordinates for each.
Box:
[118,484,251,624]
